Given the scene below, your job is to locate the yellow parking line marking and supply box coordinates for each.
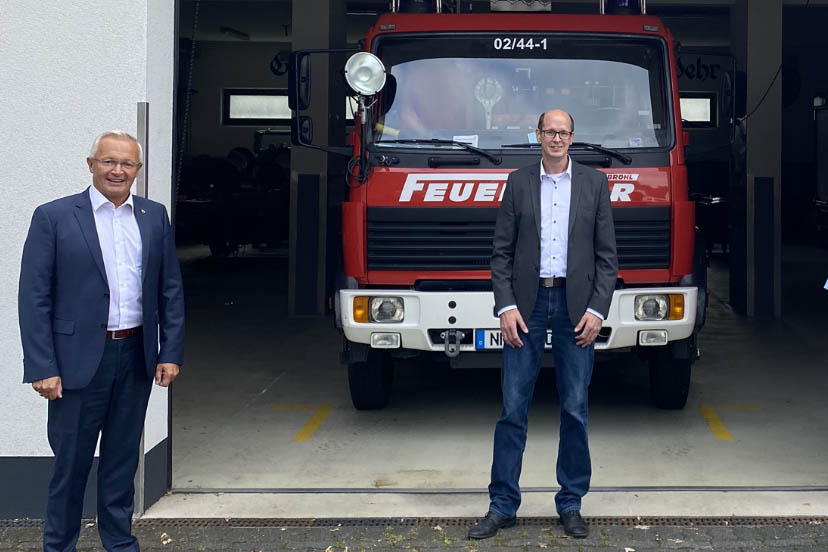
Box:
[699,404,733,441]
[292,406,333,442]
[270,405,335,442]
[717,404,761,411]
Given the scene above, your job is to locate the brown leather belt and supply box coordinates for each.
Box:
[539,277,566,288]
[106,326,142,340]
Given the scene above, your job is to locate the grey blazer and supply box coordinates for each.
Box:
[491,160,618,326]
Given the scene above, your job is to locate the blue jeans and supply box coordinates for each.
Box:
[489,286,594,517]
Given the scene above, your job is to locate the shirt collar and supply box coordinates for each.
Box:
[89,185,134,212]
[539,156,572,180]
[540,155,572,181]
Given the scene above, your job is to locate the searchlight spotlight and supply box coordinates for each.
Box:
[344,52,387,96]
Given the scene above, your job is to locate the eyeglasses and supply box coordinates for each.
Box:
[538,129,573,140]
[91,158,142,170]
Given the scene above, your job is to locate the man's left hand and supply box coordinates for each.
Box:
[574,311,602,348]
[155,363,180,387]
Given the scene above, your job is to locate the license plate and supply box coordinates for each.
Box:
[474,329,554,349]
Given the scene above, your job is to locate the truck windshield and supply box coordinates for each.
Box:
[372,34,672,150]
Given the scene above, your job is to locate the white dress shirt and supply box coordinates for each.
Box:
[89,186,143,330]
[498,158,603,321]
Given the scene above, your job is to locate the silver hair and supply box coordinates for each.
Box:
[88,130,144,164]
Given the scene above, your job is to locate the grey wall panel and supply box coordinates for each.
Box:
[0,458,98,519]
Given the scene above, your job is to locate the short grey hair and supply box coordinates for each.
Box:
[88,130,144,163]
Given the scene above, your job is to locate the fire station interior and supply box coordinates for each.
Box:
[160,0,828,516]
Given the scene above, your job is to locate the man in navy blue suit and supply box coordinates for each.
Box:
[18,130,185,551]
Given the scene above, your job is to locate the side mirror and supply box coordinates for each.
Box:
[291,116,313,146]
[288,52,311,111]
[380,74,397,116]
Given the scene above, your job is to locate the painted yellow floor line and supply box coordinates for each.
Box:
[699,404,733,441]
[292,406,334,442]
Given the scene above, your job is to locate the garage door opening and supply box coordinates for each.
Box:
[167,0,828,503]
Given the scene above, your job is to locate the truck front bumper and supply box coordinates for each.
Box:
[340,287,697,353]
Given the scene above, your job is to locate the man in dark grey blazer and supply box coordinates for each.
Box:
[469,110,618,540]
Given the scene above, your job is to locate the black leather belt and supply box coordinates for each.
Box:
[106,326,142,339]
[539,277,566,288]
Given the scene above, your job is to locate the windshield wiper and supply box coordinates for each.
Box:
[500,141,632,165]
[571,142,632,165]
[378,139,501,165]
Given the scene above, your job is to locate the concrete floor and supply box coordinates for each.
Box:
[158,243,828,517]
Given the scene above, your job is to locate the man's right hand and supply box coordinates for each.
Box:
[32,376,62,400]
[500,308,528,348]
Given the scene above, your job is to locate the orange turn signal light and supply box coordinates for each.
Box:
[668,294,685,320]
[353,296,370,323]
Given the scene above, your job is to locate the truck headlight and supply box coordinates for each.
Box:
[371,297,404,322]
[353,296,404,323]
[634,294,684,321]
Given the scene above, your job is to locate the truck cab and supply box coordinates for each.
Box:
[290,0,706,411]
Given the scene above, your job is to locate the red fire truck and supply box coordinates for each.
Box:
[289,0,707,411]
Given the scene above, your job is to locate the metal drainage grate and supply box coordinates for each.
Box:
[0,518,44,528]
[5,517,827,529]
[124,516,828,528]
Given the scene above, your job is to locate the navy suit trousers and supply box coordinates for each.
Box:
[44,334,151,552]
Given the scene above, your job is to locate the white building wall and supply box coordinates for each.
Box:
[0,0,175,458]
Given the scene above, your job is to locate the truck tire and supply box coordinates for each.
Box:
[648,343,691,410]
[348,349,394,410]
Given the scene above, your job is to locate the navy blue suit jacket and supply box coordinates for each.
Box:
[19,188,185,389]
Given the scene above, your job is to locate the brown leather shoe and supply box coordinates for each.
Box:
[560,510,588,538]
[468,511,516,539]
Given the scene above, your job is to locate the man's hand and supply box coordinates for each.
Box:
[574,311,602,348]
[32,376,62,400]
[500,308,528,348]
[155,363,180,387]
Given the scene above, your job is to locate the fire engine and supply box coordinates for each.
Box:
[289,0,708,410]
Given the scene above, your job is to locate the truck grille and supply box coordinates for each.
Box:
[366,206,670,271]
[613,207,671,269]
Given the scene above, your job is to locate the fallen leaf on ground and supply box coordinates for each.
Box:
[159,532,172,545]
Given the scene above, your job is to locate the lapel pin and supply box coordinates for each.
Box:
[141,209,146,214]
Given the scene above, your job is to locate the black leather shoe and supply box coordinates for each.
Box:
[560,510,588,538]
[468,511,516,539]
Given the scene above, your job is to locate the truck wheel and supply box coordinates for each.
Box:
[648,345,691,410]
[348,349,394,410]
